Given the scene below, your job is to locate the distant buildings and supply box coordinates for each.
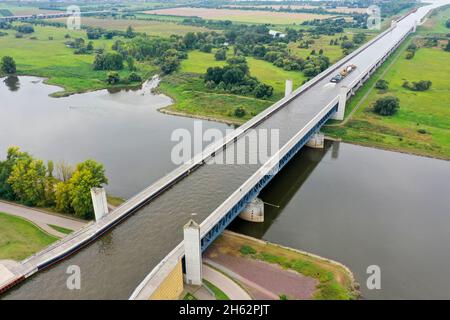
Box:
[268,29,286,38]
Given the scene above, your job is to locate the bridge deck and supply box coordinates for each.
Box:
[2,4,439,300]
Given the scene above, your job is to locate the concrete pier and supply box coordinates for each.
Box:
[306,132,325,149]
[91,187,109,222]
[183,220,202,286]
[331,86,348,121]
[239,197,264,222]
[285,79,293,97]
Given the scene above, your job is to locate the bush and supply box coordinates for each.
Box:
[234,107,247,118]
[239,245,256,255]
[405,51,415,60]
[403,80,432,91]
[373,96,400,116]
[127,72,142,82]
[92,52,124,71]
[375,79,389,90]
[106,72,120,85]
[215,48,227,61]
[1,56,16,74]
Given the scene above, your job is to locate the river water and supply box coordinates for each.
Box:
[0,76,230,198]
[1,76,449,299]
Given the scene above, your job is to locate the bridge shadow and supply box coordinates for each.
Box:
[228,141,340,239]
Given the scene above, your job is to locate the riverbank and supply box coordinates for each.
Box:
[204,231,360,300]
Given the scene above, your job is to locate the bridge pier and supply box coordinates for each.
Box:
[412,20,417,32]
[391,20,397,28]
[285,79,293,97]
[306,132,325,149]
[91,187,109,221]
[239,197,264,222]
[331,86,348,121]
[183,220,202,286]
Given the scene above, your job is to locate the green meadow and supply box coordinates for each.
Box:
[0,212,58,261]
[0,24,156,96]
[161,49,307,124]
[324,39,450,160]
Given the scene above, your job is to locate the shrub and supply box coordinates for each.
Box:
[215,48,227,61]
[403,80,432,91]
[373,96,400,116]
[239,245,256,255]
[1,56,16,74]
[127,72,142,82]
[375,79,389,90]
[106,72,120,85]
[234,107,247,118]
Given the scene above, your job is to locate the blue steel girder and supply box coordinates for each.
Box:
[200,103,338,251]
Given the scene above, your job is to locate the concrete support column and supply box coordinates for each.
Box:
[91,187,109,222]
[306,132,325,149]
[239,197,264,222]
[412,20,417,32]
[391,20,397,28]
[285,79,293,97]
[331,86,348,121]
[183,220,202,286]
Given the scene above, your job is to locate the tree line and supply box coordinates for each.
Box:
[0,147,108,220]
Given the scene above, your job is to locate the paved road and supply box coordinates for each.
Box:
[0,201,86,237]
[203,264,252,300]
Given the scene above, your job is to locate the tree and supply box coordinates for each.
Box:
[253,83,273,99]
[373,96,399,116]
[445,41,450,52]
[0,147,31,200]
[93,52,124,70]
[234,107,246,118]
[215,48,227,61]
[106,72,120,85]
[353,32,366,44]
[375,79,389,90]
[8,156,47,206]
[55,181,72,213]
[68,160,108,219]
[160,55,180,74]
[183,32,197,49]
[1,56,16,74]
[125,26,135,39]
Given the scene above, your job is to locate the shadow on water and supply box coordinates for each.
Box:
[3,76,20,92]
[229,140,338,238]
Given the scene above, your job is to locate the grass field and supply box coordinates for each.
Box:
[146,7,336,25]
[159,73,272,124]
[50,17,208,37]
[289,34,345,63]
[323,36,450,160]
[0,3,59,16]
[180,50,306,98]
[0,24,156,96]
[161,48,307,124]
[0,212,58,261]
[420,6,450,34]
[213,232,359,300]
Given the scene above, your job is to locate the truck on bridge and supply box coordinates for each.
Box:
[330,64,357,83]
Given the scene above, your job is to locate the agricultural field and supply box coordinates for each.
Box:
[323,36,450,160]
[224,4,368,14]
[49,16,208,37]
[0,3,59,16]
[0,24,156,96]
[145,7,337,25]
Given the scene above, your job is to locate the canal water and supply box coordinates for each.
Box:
[1,77,449,299]
[0,76,230,199]
[230,141,450,299]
